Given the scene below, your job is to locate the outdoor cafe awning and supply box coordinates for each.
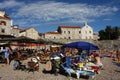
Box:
[0,36,35,43]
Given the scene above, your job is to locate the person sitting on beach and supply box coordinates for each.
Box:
[31,52,40,69]
[31,57,39,69]
[13,59,22,70]
[116,50,120,63]
[61,51,71,67]
[87,51,103,69]
[50,54,61,76]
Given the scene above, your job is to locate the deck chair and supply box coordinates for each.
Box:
[76,70,95,80]
[61,56,76,76]
[61,64,76,77]
[61,64,95,80]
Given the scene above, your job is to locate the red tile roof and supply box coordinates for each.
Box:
[12,27,23,31]
[59,26,81,28]
[0,14,11,20]
[46,32,60,34]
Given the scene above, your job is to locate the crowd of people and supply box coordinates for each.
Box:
[44,48,120,76]
[0,46,120,78]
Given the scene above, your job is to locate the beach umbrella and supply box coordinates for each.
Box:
[62,41,99,50]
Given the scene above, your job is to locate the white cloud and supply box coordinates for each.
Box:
[0,0,25,8]
[0,0,119,28]
[104,18,112,21]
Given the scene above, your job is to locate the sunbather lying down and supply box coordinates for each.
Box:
[61,63,95,79]
[87,51,103,69]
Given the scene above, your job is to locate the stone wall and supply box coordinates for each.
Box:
[49,39,120,50]
[94,40,120,50]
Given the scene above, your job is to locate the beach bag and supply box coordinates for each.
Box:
[45,60,52,71]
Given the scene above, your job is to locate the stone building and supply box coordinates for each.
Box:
[44,22,95,40]
[19,27,40,40]
[11,25,23,37]
[58,26,81,39]
[81,22,93,40]
[0,10,13,37]
[93,33,100,41]
[45,31,61,39]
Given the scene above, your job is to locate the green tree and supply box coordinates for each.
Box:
[99,26,120,40]
[105,26,112,40]
[111,26,120,39]
[99,30,107,40]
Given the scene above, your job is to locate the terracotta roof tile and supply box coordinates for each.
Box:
[0,14,11,20]
[59,26,81,28]
[46,32,60,34]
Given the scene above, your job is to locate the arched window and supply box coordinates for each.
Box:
[0,21,6,26]
[89,31,91,33]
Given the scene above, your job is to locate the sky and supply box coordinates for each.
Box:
[0,0,120,33]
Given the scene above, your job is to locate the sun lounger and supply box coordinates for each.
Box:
[61,64,95,79]
[76,70,95,80]
[61,64,76,76]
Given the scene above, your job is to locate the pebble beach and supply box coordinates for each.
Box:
[0,57,120,80]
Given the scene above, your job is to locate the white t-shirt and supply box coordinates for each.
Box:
[32,58,38,63]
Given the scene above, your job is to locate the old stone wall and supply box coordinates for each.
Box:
[47,39,120,50]
[93,40,120,50]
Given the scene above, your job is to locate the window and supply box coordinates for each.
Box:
[1,29,5,33]
[64,31,66,34]
[89,31,91,33]
[0,21,6,26]
[79,31,81,34]
[89,36,91,39]
[54,37,56,39]
[28,33,32,37]
[69,37,71,39]
[68,31,70,34]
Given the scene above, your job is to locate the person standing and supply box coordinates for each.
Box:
[2,47,11,65]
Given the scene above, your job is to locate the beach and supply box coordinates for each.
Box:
[0,57,120,80]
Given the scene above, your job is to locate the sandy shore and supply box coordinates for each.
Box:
[0,57,120,80]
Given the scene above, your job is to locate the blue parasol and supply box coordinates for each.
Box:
[62,41,99,50]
